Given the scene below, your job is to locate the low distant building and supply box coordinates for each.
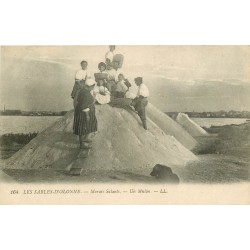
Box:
[1,109,22,115]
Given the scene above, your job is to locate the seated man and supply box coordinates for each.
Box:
[114,73,131,99]
[107,61,125,97]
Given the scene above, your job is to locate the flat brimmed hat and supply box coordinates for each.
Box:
[85,78,95,86]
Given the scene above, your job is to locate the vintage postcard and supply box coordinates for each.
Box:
[0,45,249,204]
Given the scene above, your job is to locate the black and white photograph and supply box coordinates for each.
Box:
[0,45,249,204]
[0,1,250,250]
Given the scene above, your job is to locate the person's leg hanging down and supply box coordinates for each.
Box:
[138,108,147,130]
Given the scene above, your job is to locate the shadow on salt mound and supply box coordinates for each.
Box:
[0,170,15,183]
[176,113,209,137]
[147,104,197,150]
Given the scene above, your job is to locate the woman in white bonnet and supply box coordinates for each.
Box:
[73,78,98,149]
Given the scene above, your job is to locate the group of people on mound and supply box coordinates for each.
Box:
[71,45,149,149]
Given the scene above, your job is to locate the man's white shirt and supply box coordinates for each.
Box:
[137,83,149,97]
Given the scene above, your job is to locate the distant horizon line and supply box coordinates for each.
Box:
[1,109,250,113]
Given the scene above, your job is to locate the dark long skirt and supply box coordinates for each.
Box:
[73,105,97,135]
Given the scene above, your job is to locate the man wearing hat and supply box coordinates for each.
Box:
[73,78,97,149]
[132,77,149,130]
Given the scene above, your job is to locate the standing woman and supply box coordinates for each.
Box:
[71,60,89,108]
[73,78,97,149]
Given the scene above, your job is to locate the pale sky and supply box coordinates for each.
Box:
[2,45,250,81]
[1,46,250,111]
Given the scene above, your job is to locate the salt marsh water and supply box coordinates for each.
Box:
[0,116,248,135]
[0,116,61,135]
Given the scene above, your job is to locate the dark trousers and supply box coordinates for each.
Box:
[134,97,148,122]
[114,91,125,99]
[107,80,117,94]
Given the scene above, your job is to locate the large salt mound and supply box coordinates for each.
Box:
[4,105,197,176]
[176,113,209,137]
[147,104,197,149]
